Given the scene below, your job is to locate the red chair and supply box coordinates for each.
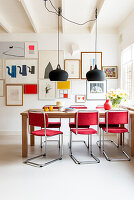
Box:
[42,105,61,148]
[25,111,63,167]
[102,110,130,161]
[69,105,89,147]
[70,110,100,164]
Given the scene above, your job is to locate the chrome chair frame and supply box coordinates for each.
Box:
[102,110,131,161]
[70,110,100,164]
[25,111,63,167]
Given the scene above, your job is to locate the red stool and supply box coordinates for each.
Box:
[102,110,130,161]
[70,110,100,164]
[25,111,63,167]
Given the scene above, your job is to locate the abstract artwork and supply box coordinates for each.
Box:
[57,81,70,90]
[58,90,69,99]
[64,59,80,79]
[0,42,24,58]
[56,81,71,99]
[6,84,23,106]
[102,66,118,79]
[0,59,3,79]
[75,95,86,103]
[86,81,107,100]
[39,80,56,100]
[24,84,37,94]
[39,50,64,79]
[81,52,102,79]
[0,80,4,97]
[5,59,37,84]
[25,42,38,58]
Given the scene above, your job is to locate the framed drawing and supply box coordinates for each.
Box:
[39,50,64,79]
[64,59,80,79]
[81,52,102,79]
[0,80,4,97]
[39,80,56,100]
[86,80,107,100]
[0,42,24,58]
[25,42,38,59]
[102,66,118,79]
[75,95,86,103]
[0,59,3,79]
[6,84,23,106]
[5,59,37,84]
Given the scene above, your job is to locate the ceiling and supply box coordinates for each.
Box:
[0,0,134,34]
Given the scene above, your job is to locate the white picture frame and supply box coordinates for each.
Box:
[39,50,64,79]
[81,52,102,79]
[5,59,38,84]
[75,95,86,103]
[64,59,80,79]
[86,80,107,100]
[0,79,4,97]
[39,80,56,100]
[6,84,23,106]
[25,42,38,59]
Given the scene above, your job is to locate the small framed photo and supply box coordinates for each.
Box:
[64,59,80,79]
[86,81,107,100]
[75,95,86,103]
[102,66,118,79]
[6,84,23,106]
[0,79,4,97]
[81,52,102,79]
[25,42,38,59]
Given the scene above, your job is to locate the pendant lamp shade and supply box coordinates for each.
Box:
[86,64,105,81]
[49,8,68,81]
[86,9,105,81]
[49,64,68,81]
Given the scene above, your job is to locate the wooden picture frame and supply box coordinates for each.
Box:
[64,59,80,79]
[86,80,107,100]
[6,84,23,106]
[102,66,118,79]
[0,79,4,97]
[81,52,102,79]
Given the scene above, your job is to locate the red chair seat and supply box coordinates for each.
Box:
[48,122,61,128]
[69,122,89,128]
[99,122,119,128]
[71,128,97,135]
[31,129,63,137]
[102,127,128,133]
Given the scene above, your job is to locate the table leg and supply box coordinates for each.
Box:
[30,126,35,146]
[22,115,28,157]
[131,115,134,157]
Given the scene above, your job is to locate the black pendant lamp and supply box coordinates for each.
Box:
[49,8,68,81]
[86,9,105,81]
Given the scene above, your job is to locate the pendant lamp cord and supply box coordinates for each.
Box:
[57,8,60,68]
[95,8,97,69]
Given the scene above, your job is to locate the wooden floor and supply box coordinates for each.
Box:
[0,134,134,200]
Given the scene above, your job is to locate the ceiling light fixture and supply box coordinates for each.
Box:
[86,9,105,81]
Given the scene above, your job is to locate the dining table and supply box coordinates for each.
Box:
[20,108,134,158]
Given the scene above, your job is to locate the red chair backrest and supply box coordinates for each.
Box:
[105,111,128,125]
[70,106,87,109]
[75,111,98,126]
[29,112,48,128]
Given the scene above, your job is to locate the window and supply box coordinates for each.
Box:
[121,43,134,101]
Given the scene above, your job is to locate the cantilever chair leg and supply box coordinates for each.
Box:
[70,132,100,165]
[102,130,130,161]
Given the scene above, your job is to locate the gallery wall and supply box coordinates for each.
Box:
[0,32,119,135]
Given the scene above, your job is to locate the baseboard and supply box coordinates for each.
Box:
[0,131,21,135]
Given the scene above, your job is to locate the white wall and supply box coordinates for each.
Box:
[0,32,119,134]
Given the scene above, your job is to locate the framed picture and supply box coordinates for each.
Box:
[25,42,38,59]
[56,81,71,99]
[39,50,64,79]
[5,59,37,84]
[6,84,23,106]
[86,80,107,100]
[102,66,118,79]
[81,52,102,79]
[24,84,37,94]
[75,95,86,103]
[0,79,4,97]
[0,42,24,58]
[39,80,56,100]
[64,59,80,79]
